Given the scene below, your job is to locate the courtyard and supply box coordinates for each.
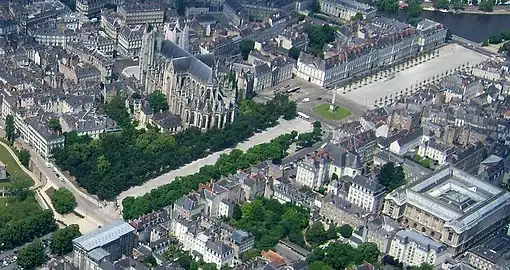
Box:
[339,44,489,107]
[312,103,352,120]
[0,142,31,187]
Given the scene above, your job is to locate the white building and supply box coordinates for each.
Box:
[171,219,234,269]
[318,0,376,21]
[389,127,429,156]
[389,230,446,267]
[295,151,332,189]
[417,138,455,165]
[346,175,386,213]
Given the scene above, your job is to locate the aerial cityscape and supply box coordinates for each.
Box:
[0,0,510,269]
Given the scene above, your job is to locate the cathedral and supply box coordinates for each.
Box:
[138,27,238,131]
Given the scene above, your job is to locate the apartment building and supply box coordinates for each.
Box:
[466,245,510,270]
[318,0,376,21]
[346,175,386,213]
[417,138,456,165]
[295,149,332,189]
[383,165,510,254]
[76,0,110,17]
[118,3,165,26]
[118,26,143,58]
[171,219,235,268]
[389,230,446,267]
[72,220,136,270]
[296,18,446,87]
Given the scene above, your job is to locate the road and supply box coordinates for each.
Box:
[255,78,368,127]
[451,35,499,57]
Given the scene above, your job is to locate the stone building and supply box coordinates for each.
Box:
[138,27,238,130]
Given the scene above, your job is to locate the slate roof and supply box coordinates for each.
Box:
[351,175,386,194]
[160,40,214,84]
[394,230,444,253]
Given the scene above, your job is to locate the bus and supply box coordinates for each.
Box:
[297,112,310,120]
[287,86,300,93]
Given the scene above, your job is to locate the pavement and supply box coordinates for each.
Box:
[339,43,488,107]
[117,118,314,203]
[255,78,368,128]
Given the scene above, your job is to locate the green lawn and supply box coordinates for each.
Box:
[312,103,352,120]
[0,143,31,186]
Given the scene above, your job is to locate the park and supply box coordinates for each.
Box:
[312,103,352,121]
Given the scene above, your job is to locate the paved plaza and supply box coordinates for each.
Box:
[339,44,489,107]
[117,118,313,202]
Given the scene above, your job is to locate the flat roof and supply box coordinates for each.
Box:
[403,165,510,233]
[73,220,134,251]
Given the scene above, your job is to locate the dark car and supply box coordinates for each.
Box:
[317,97,322,100]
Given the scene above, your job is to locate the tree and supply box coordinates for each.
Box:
[148,91,169,113]
[7,175,32,201]
[288,46,301,60]
[232,203,243,220]
[50,188,77,214]
[434,0,450,9]
[47,118,62,134]
[306,222,328,246]
[407,0,423,24]
[309,261,333,270]
[412,263,434,270]
[376,0,399,15]
[482,40,489,46]
[309,0,320,13]
[5,114,14,142]
[18,149,30,167]
[478,0,494,12]
[379,162,406,192]
[142,256,157,268]
[50,224,82,255]
[351,12,364,21]
[240,40,255,60]
[489,34,502,44]
[358,242,380,264]
[338,224,353,238]
[241,249,260,261]
[17,239,46,269]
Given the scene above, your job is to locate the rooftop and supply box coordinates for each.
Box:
[400,165,510,233]
[73,220,134,251]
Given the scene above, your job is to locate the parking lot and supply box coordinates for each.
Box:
[339,44,488,107]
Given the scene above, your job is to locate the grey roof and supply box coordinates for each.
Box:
[73,220,134,251]
[88,247,110,261]
[230,230,252,244]
[395,230,444,253]
[396,127,425,147]
[160,41,214,85]
[351,175,386,194]
[206,240,233,256]
[151,111,182,130]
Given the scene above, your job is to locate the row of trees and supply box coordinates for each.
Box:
[52,94,297,200]
[17,225,82,269]
[232,198,310,250]
[122,123,322,219]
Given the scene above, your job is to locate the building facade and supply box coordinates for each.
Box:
[318,0,376,21]
[383,166,510,255]
[388,230,445,267]
[139,28,238,131]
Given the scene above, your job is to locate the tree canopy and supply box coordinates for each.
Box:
[478,0,494,12]
[50,224,82,255]
[376,0,399,15]
[148,91,169,113]
[17,239,46,269]
[17,149,30,167]
[232,198,309,250]
[50,188,77,214]
[240,40,255,60]
[351,12,364,21]
[54,94,298,201]
[47,118,62,134]
[379,162,406,192]
[305,24,336,58]
[7,175,33,202]
[288,47,301,60]
[338,224,353,238]
[307,242,380,269]
[5,114,15,142]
